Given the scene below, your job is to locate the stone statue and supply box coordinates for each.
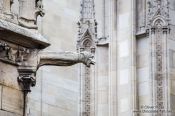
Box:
[35,0,45,17]
[0,0,13,17]
[18,0,44,29]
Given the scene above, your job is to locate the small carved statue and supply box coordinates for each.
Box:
[35,0,45,17]
[0,42,13,60]
[18,0,45,29]
[0,0,13,18]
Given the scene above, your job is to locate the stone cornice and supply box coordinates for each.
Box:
[0,19,50,49]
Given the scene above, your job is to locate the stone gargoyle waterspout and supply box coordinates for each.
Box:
[16,50,94,116]
[38,51,95,68]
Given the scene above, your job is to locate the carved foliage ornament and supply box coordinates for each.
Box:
[147,0,169,25]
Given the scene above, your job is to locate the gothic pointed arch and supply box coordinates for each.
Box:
[78,29,96,51]
[151,15,168,28]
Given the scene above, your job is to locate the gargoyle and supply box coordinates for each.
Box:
[18,51,95,92]
[38,51,95,69]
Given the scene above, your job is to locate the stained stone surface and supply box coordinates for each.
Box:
[0,62,19,89]
[2,86,23,115]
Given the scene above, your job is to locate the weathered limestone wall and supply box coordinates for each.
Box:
[0,62,23,116]
[27,0,81,116]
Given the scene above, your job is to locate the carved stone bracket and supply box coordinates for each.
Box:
[17,67,36,93]
[17,67,36,116]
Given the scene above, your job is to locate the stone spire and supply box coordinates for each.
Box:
[77,0,97,50]
[80,0,95,21]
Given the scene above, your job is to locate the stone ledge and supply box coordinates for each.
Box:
[0,19,50,49]
[136,30,148,38]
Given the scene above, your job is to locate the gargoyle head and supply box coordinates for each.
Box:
[79,51,95,67]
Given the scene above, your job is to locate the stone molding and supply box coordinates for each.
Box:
[0,19,50,49]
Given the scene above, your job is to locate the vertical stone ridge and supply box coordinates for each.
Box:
[78,0,97,116]
[147,0,170,115]
[80,0,95,20]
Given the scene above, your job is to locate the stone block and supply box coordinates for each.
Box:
[137,68,149,83]
[119,98,130,113]
[119,69,129,85]
[118,40,129,58]
[138,82,150,96]
[0,62,20,90]
[2,86,23,115]
[0,110,21,116]
[97,90,108,104]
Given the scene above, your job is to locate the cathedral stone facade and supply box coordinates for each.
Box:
[1,0,175,116]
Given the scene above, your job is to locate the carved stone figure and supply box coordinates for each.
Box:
[0,0,13,18]
[35,0,45,17]
[38,51,95,68]
[4,0,13,14]
[18,0,44,29]
[17,51,95,96]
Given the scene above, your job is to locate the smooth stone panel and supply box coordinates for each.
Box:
[138,82,150,96]
[118,40,129,58]
[119,69,129,85]
[120,98,129,113]
[137,68,149,83]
